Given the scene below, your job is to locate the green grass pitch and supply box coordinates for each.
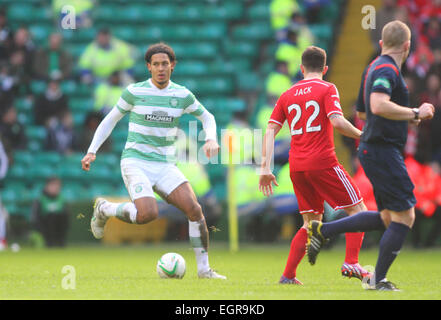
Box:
[1,244,441,300]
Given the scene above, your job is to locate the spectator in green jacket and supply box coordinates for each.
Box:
[31,177,69,247]
[277,12,315,46]
[33,32,73,81]
[234,164,279,242]
[275,24,312,78]
[93,71,124,116]
[270,0,300,31]
[78,28,136,84]
[265,60,292,97]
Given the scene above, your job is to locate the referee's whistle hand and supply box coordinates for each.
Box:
[81,153,96,171]
[419,103,435,120]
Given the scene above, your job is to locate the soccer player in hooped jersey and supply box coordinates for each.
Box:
[259,46,370,285]
[81,43,226,279]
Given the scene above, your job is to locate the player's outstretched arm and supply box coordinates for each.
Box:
[329,114,362,139]
[196,110,219,158]
[260,122,282,172]
[81,153,96,171]
[259,122,281,196]
[81,107,125,171]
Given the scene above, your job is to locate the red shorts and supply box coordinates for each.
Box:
[290,164,363,215]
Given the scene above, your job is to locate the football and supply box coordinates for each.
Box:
[156,253,186,279]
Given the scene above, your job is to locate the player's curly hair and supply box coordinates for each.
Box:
[144,42,176,63]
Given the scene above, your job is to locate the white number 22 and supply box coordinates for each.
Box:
[287,100,321,136]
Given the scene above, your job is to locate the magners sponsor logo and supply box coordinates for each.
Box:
[145,111,174,123]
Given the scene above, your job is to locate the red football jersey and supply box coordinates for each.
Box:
[269,78,344,171]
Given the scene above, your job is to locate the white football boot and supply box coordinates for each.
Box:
[90,197,108,239]
[198,269,227,279]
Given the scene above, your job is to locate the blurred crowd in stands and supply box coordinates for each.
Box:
[0,6,136,161]
[0,1,129,248]
[258,0,335,161]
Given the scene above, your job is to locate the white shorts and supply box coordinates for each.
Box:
[121,158,188,201]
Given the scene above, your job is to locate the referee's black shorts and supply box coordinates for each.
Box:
[358,141,417,212]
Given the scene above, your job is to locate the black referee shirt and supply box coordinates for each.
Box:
[356,54,410,148]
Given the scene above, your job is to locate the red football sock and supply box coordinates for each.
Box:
[283,227,308,279]
[344,232,364,264]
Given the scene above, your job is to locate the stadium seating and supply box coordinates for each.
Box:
[232,23,274,41]
[25,126,46,143]
[33,152,62,166]
[29,23,52,43]
[30,80,47,95]
[7,4,51,23]
[14,98,33,113]
[69,98,94,113]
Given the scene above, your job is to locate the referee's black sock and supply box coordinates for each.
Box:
[374,221,410,284]
[320,211,384,238]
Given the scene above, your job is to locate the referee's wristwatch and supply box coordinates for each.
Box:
[412,108,420,120]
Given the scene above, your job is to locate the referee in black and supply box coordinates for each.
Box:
[306,20,435,291]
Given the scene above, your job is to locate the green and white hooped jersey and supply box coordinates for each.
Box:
[116,79,206,163]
